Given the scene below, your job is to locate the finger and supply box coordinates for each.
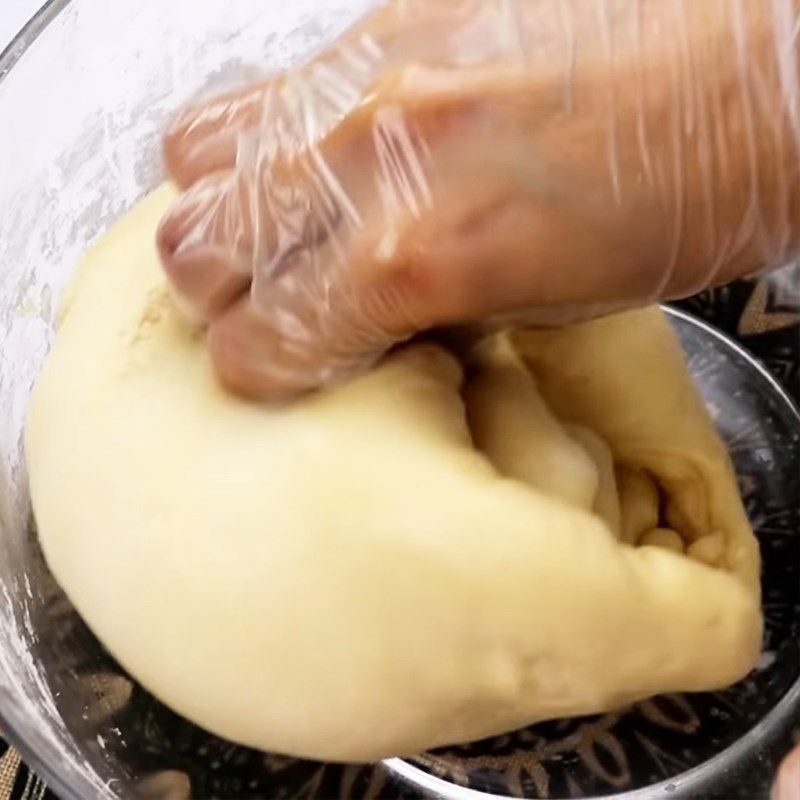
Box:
[208,293,323,399]
[164,82,271,189]
[207,240,422,399]
[157,171,255,321]
[774,743,800,800]
[159,1,459,191]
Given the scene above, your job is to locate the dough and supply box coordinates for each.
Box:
[27,185,762,763]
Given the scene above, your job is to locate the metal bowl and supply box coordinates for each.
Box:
[0,2,798,798]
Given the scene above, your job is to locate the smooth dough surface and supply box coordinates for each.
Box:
[27,186,762,762]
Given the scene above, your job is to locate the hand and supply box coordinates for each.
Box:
[158,0,800,398]
[776,742,800,800]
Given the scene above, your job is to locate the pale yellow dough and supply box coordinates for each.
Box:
[27,185,762,762]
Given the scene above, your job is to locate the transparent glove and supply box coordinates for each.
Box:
[158,0,800,398]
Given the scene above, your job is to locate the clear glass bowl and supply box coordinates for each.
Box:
[0,3,797,799]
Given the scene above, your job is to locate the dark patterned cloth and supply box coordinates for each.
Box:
[1,274,797,800]
[0,742,50,800]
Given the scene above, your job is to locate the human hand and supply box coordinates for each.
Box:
[158,0,800,398]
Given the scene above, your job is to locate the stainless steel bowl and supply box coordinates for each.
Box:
[0,3,798,798]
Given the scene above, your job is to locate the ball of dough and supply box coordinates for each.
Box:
[26,186,761,762]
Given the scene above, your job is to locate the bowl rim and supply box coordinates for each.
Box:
[0,6,798,791]
[0,0,71,84]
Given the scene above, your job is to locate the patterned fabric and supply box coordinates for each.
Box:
[0,274,797,800]
[0,739,49,800]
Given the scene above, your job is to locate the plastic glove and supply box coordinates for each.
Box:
[158,0,800,398]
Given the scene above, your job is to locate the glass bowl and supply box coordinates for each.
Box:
[0,2,798,798]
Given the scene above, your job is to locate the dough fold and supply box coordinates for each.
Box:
[27,186,762,762]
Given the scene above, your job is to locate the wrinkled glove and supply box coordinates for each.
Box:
[158,0,800,398]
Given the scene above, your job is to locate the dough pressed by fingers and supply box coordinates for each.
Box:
[27,185,761,762]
